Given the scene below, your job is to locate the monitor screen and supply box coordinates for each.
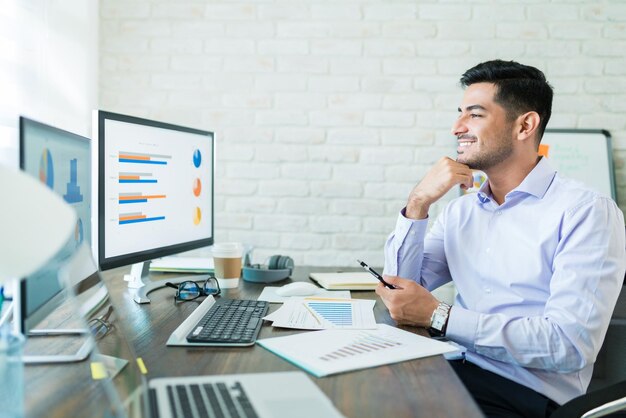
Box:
[96,111,214,270]
[19,116,92,332]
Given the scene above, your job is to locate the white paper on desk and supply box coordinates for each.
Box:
[257,286,351,303]
[257,323,459,378]
[150,256,214,272]
[266,298,377,330]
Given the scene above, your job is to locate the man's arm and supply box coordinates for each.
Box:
[446,197,625,372]
[379,158,472,325]
[383,157,472,282]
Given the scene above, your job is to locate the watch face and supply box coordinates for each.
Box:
[432,315,446,331]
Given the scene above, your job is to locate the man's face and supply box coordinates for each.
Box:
[452,82,516,171]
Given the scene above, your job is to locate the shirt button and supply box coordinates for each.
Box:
[485,248,491,253]
[485,287,491,293]
[496,210,502,215]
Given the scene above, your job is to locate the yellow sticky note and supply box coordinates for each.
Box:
[91,362,108,380]
[136,357,148,375]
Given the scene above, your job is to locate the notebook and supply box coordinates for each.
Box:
[61,248,345,418]
[309,272,379,290]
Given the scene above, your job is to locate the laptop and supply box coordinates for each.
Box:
[57,245,345,418]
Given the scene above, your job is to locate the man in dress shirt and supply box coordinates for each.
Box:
[377,59,625,418]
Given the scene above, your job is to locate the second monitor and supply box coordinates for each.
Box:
[94,111,215,302]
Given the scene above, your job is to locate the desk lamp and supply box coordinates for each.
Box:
[0,164,76,418]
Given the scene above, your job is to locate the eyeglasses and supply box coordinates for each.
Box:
[88,305,114,340]
[165,277,221,302]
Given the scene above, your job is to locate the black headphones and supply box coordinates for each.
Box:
[242,254,294,283]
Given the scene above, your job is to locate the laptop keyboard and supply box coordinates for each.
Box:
[185,299,269,346]
[159,381,259,418]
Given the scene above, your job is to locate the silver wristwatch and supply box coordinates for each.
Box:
[428,302,451,337]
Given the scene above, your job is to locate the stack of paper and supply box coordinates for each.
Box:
[257,324,458,377]
[264,297,377,330]
[309,272,379,290]
[149,256,214,273]
[257,287,351,304]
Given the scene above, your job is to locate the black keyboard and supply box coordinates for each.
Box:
[185,299,269,346]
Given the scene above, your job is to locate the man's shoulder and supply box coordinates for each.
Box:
[550,173,614,204]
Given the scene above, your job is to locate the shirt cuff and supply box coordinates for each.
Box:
[395,207,429,241]
[445,306,479,349]
[384,209,429,276]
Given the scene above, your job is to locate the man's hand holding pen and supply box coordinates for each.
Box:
[376,275,440,328]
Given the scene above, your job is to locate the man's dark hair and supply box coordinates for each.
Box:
[460,60,554,143]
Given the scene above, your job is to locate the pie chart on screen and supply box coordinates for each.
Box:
[193,149,202,168]
[193,178,202,197]
[39,148,54,188]
[193,207,202,225]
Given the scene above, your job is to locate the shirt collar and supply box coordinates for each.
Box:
[476,157,557,204]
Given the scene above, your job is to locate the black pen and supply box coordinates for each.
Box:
[356,259,395,289]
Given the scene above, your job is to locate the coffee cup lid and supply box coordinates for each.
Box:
[211,242,242,258]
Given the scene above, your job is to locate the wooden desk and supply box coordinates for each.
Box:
[25,266,483,418]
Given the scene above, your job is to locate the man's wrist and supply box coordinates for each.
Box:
[405,191,434,219]
[405,202,430,219]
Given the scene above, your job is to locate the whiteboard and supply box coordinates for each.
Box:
[541,129,616,200]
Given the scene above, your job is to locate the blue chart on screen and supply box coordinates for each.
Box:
[63,159,84,203]
[193,149,202,168]
[308,302,353,326]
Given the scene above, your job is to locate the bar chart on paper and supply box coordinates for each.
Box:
[307,301,353,327]
[257,324,458,377]
[319,331,402,362]
[265,298,377,330]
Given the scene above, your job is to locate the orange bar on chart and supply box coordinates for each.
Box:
[119,214,147,222]
[119,154,150,161]
[119,195,166,201]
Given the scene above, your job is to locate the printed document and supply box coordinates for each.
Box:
[257,324,458,377]
[264,297,377,330]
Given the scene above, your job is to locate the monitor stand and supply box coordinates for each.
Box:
[125,261,212,304]
[15,276,107,365]
[23,329,94,364]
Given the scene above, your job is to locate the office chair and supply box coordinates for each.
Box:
[550,380,626,418]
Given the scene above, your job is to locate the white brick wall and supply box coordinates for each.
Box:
[0,1,97,167]
[100,1,626,267]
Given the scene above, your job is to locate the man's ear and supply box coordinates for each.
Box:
[516,111,541,142]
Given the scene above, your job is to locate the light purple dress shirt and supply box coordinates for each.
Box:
[384,157,625,405]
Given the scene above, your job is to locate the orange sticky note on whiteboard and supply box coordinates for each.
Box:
[538,144,550,158]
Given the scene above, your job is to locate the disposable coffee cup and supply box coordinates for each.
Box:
[212,242,243,288]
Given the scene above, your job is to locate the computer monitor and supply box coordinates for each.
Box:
[94,110,214,303]
[18,116,92,334]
